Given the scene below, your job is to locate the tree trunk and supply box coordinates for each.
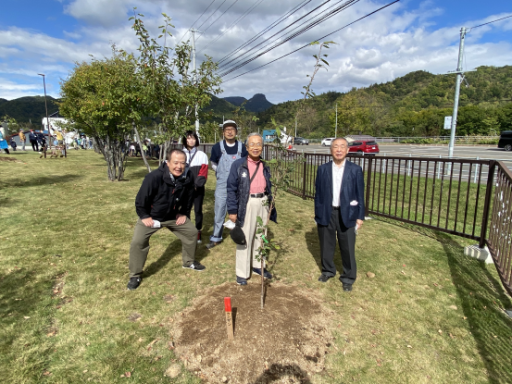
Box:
[133,124,151,173]
[95,134,127,181]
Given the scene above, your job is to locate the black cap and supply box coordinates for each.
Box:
[230,225,246,245]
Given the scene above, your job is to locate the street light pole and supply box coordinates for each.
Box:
[448,27,467,159]
[335,102,338,138]
[38,73,50,157]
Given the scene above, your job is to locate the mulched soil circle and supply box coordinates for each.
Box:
[171,281,335,384]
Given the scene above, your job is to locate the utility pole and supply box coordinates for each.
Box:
[190,29,200,135]
[448,27,467,159]
[335,102,338,138]
[294,115,297,138]
[38,73,50,158]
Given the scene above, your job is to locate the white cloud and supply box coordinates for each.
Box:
[0,0,511,103]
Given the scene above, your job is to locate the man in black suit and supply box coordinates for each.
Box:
[314,138,365,291]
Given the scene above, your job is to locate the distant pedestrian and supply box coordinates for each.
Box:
[0,127,9,154]
[37,132,46,150]
[135,143,141,157]
[10,137,17,151]
[29,129,39,152]
[19,129,26,151]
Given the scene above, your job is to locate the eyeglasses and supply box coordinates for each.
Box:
[247,143,263,148]
[224,128,237,132]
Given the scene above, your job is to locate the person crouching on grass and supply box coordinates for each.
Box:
[126,149,205,291]
[226,133,277,286]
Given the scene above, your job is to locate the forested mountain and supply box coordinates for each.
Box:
[0,96,59,124]
[222,93,274,113]
[258,66,512,138]
[223,96,246,106]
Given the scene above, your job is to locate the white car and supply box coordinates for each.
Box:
[321,137,336,146]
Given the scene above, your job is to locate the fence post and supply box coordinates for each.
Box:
[302,154,307,199]
[474,157,479,184]
[365,156,373,217]
[408,154,411,176]
[479,160,496,248]
[437,155,441,179]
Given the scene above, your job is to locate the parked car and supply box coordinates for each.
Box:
[347,139,380,156]
[498,131,512,151]
[321,137,335,146]
[294,137,309,145]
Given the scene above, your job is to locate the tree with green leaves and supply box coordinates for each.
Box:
[60,53,139,181]
[128,10,222,166]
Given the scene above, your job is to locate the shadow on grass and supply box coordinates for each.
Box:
[251,363,312,384]
[143,237,182,279]
[0,174,80,189]
[434,232,512,384]
[305,227,344,276]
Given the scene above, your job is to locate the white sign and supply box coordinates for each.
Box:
[444,116,452,130]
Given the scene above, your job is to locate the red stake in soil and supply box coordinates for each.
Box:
[224,297,234,340]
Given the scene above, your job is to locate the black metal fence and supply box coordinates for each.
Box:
[259,147,511,296]
[177,143,512,296]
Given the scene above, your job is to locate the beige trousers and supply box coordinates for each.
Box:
[236,196,269,279]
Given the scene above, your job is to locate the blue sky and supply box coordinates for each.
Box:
[0,0,510,103]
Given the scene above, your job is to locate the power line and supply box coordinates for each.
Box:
[218,0,334,70]
[196,0,229,31]
[196,0,266,55]
[175,0,217,46]
[223,0,400,82]
[219,0,361,77]
[196,0,240,42]
[217,0,312,64]
[219,0,352,73]
[469,14,512,31]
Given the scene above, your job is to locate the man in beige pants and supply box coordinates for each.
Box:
[226,133,277,285]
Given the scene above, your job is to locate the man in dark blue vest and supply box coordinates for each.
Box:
[314,138,365,291]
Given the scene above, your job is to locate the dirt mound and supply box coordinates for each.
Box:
[172,281,335,384]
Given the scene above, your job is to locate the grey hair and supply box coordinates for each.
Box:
[246,132,263,141]
[332,137,348,145]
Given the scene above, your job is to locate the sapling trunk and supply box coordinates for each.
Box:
[261,185,279,310]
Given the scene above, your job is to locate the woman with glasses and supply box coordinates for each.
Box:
[182,131,209,244]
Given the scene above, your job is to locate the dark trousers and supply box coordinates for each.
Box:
[317,209,357,285]
[30,140,39,152]
[192,186,205,231]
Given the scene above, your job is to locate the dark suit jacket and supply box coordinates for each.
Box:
[314,160,365,228]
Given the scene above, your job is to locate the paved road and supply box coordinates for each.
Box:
[294,144,512,171]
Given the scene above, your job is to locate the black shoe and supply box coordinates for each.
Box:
[252,267,272,279]
[127,276,142,290]
[318,274,333,283]
[205,240,222,249]
[236,276,247,286]
[342,283,353,292]
[183,261,206,271]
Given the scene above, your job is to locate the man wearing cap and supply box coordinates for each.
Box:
[226,133,276,285]
[205,120,248,249]
[315,138,364,292]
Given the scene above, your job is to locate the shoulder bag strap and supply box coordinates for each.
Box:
[249,162,261,186]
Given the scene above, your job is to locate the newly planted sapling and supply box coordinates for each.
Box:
[255,120,303,309]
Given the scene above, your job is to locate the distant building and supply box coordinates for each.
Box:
[262,128,292,144]
[42,111,70,136]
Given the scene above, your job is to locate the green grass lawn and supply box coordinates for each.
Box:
[1,150,512,383]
